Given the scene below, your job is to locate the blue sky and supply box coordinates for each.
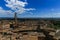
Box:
[0,0,60,18]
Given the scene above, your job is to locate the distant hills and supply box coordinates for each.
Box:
[0,17,60,20]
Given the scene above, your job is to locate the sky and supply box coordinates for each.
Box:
[0,0,60,18]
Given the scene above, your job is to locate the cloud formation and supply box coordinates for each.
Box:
[0,7,13,14]
[0,7,13,17]
[0,0,35,17]
[4,0,35,14]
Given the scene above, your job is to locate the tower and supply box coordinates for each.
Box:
[14,12,17,26]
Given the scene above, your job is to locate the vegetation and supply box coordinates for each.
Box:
[49,21,60,29]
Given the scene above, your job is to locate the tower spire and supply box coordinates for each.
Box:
[14,12,17,26]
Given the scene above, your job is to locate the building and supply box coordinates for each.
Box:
[0,18,58,40]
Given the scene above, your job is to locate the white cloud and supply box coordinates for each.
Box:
[40,12,60,18]
[4,0,35,14]
[0,7,3,10]
[24,8,36,11]
[0,7,12,14]
[0,7,13,17]
[51,8,55,12]
[5,0,28,7]
[0,0,36,17]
